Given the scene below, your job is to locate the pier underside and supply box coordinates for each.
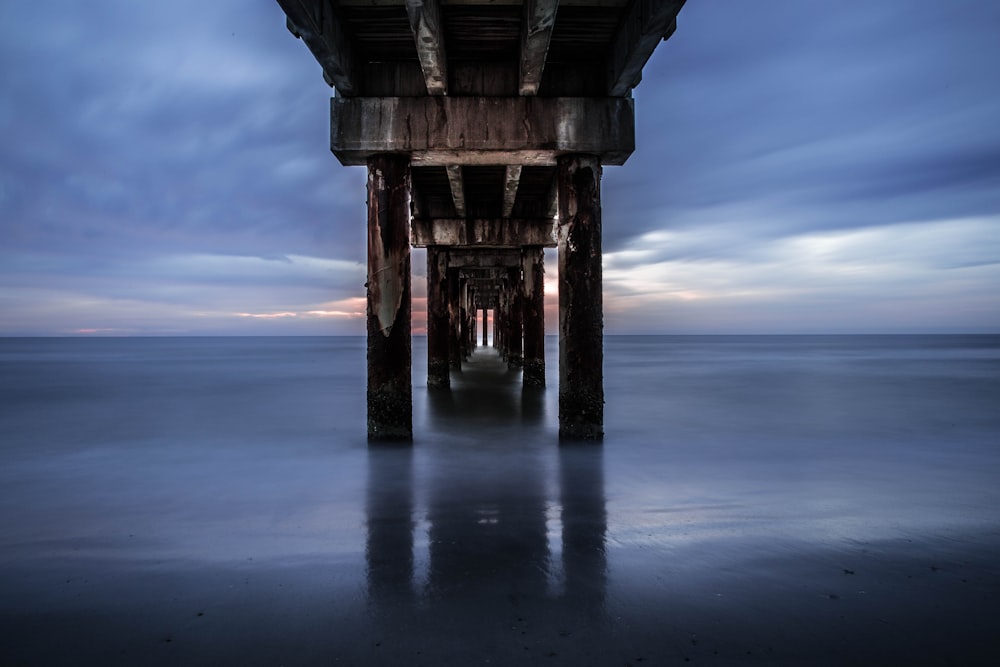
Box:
[276,0,687,439]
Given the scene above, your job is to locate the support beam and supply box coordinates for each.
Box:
[519,0,560,96]
[405,0,448,95]
[607,0,685,96]
[426,247,450,389]
[522,246,545,387]
[545,169,559,219]
[502,165,523,218]
[279,0,357,95]
[445,250,522,269]
[445,165,467,218]
[331,97,635,166]
[411,217,556,248]
[366,154,412,440]
[557,154,603,440]
[482,307,489,346]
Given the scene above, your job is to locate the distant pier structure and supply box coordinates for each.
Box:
[275,0,686,440]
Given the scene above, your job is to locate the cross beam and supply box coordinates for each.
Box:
[331,97,635,166]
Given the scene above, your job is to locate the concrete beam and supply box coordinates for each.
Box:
[445,165,466,217]
[411,217,556,248]
[339,0,627,6]
[519,0,560,96]
[279,0,357,95]
[544,169,559,218]
[445,250,522,269]
[608,0,685,96]
[461,268,507,279]
[406,0,448,95]
[331,97,635,166]
[502,165,522,218]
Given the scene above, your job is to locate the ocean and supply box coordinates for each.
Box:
[1,335,998,664]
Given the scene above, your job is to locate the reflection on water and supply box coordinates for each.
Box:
[3,336,999,663]
[366,346,606,624]
[365,445,414,603]
[560,444,606,610]
[422,347,548,429]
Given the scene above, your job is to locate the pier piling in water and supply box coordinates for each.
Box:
[275,0,687,440]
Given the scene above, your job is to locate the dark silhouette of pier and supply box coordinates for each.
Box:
[275,0,687,440]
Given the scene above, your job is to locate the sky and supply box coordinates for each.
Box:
[1,0,998,336]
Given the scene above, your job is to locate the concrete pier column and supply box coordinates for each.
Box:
[522,246,545,387]
[466,289,476,352]
[492,308,498,348]
[482,307,488,346]
[426,246,450,389]
[460,280,470,360]
[507,267,523,369]
[366,154,412,440]
[447,267,462,372]
[557,154,603,440]
[498,281,509,361]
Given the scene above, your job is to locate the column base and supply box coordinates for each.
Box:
[523,359,545,387]
[368,387,413,441]
[558,390,604,440]
[427,360,450,389]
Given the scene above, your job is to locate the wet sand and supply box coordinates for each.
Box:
[2,337,999,664]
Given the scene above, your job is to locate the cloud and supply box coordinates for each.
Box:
[0,252,367,335]
[1,0,998,335]
[603,216,1000,333]
[604,0,1000,252]
[0,0,365,262]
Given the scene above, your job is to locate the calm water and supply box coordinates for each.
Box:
[1,335,999,664]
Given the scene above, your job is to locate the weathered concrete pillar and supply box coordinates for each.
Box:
[507,267,523,369]
[492,308,498,349]
[498,280,509,361]
[522,246,545,387]
[366,154,412,440]
[482,307,488,346]
[447,266,462,372]
[557,154,603,439]
[466,288,476,353]
[426,246,449,389]
[459,279,470,360]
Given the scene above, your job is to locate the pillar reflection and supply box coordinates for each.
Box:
[365,444,414,603]
[559,443,607,609]
[364,447,607,611]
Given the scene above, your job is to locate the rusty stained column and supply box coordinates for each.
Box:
[482,307,488,346]
[459,279,470,361]
[426,246,450,389]
[521,246,545,387]
[557,154,604,440]
[492,307,499,349]
[498,279,509,361]
[466,287,476,353]
[507,266,523,369]
[366,154,412,440]
[447,267,462,372]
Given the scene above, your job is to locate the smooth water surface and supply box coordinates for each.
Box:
[1,335,999,664]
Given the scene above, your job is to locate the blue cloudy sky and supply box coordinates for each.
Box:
[2,1,998,335]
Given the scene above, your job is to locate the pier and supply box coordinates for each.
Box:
[276,0,687,440]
